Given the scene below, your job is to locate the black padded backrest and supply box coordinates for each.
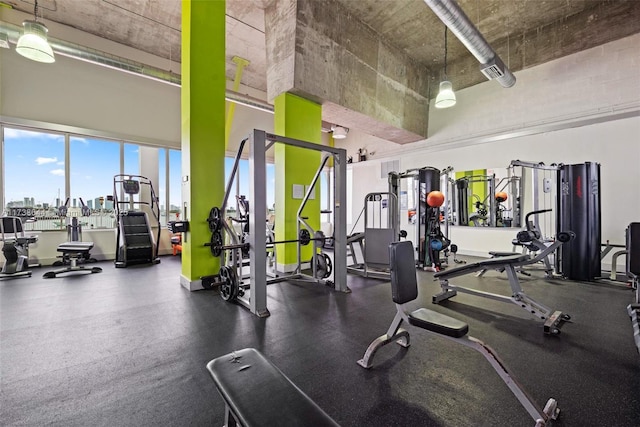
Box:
[1,216,24,235]
[627,223,640,275]
[389,241,418,304]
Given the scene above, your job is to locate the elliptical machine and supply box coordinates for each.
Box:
[1,216,38,279]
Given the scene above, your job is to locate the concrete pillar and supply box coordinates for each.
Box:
[180,0,226,290]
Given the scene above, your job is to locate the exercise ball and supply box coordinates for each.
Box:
[495,191,508,202]
[430,239,443,250]
[426,191,445,207]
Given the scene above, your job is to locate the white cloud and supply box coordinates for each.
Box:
[85,175,92,180]
[4,128,62,140]
[57,161,64,165]
[36,157,58,165]
[50,169,65,176]
[74,137,88,144]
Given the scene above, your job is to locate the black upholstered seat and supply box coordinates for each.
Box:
[207,348,339,427]
[408,308,469,338]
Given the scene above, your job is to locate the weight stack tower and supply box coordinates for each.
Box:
[557,162,601,281]
[418,167,440,267]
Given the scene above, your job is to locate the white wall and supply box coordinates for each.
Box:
[347,34,640,257]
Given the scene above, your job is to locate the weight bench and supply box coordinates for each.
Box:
[357,241,559,427]
[433,232,575,335]
[206,348,339,427]
[43,242,102,278]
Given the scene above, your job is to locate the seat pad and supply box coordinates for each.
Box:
[408,308,469,338]
[206,348,339,427]
[57,242,94,252]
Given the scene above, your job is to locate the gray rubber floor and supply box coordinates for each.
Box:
[1,256,638,426]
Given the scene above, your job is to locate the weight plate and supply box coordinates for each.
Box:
[208,207,222,232]
[299,229,311,246]
[219,265,239,302]
[210,231,223,257]
[314,253,333,279]
[557,231,571,243]
[314,230,326,248]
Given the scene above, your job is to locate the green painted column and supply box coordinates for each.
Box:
[274,93,322,270]
[180,0,225,290]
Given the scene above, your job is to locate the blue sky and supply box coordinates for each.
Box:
[3,128,276,211]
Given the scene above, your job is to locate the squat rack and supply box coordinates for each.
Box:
[244,129,348,317]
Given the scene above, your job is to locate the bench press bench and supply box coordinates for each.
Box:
[206,348,340,427]
[433,232,575,335]
[357,241,560,426]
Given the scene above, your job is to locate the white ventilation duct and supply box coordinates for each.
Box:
[424,0,516,88]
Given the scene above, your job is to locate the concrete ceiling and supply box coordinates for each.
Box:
[4,0,640,98]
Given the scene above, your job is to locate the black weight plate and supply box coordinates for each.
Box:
[210,231,223,257]
[314,253,333,279]
[208,207,222,232]
[219,266,239,302]
[299,229,311,246]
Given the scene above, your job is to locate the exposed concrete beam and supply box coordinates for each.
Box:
[265,0,430,144]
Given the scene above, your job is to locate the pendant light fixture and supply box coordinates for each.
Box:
[435,26,455,109]
[16,0,55,63]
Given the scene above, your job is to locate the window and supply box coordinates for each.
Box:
[168,149,181,221]
[124,143,139,176]
[3,127,65,231]
[70,136,120,229]
[2,124,182,230]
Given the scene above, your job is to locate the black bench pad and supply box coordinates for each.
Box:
[206,348,339,427]
[489,251,520,257]
[408,308,469,338]
[57,242,94,253]
[434,254,529,279]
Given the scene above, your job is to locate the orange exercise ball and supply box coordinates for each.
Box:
[495,191,508,202]
[426,191,445,207]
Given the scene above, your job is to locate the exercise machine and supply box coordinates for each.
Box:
[346,191,398,280]
[51,198,98,267]
[477,209,557,279]
[204,130,348,317]
[389,166,455,271]
[0,216,38,279]
[43,198,102,279]
[433,231,575,334]
[626,223,640,354]
[112,174,161,268]
[358,241,560,426]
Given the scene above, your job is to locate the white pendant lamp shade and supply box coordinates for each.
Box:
[435,80,456,109]
[16,20,55,63]
[332,125,348,139]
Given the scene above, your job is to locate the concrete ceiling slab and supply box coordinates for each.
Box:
[3,0,640,105]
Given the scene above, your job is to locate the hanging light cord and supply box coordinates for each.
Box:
[33,0,39,21]
[443,26,448,79]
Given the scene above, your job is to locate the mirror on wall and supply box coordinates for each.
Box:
[451,168,522,228]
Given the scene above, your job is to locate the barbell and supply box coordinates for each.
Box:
[205,229,327,257]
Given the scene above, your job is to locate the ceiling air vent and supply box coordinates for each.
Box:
[480,56,506,80]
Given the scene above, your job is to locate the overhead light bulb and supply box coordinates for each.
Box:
[435,80,456,109]
[16,0,55,64]
[332,125,349,139]
[16,21,55,63]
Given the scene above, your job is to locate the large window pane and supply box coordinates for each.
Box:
[3,127,65,231]
[124,143,139,176]
[70,136,120,228]
[169,149,181,221]
[158,148,167,225]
